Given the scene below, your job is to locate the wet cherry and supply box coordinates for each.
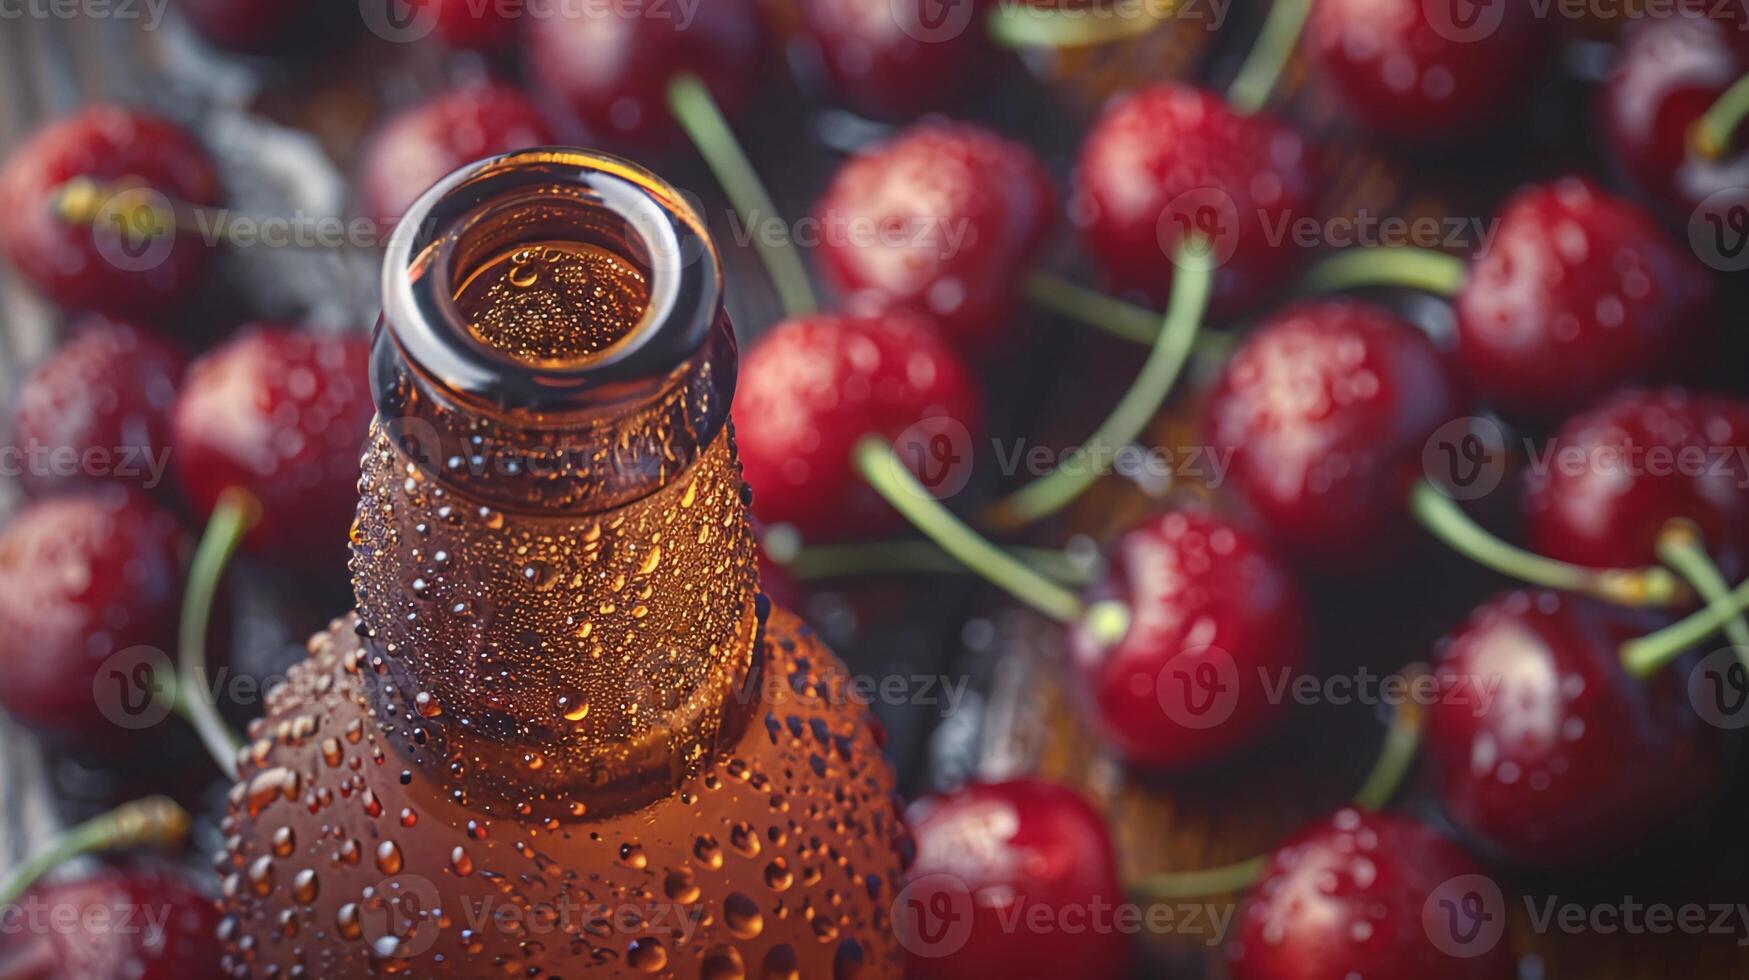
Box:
[1204,299,1461,568]
[1524,388,1749,575]
[1069,510,1309,770]
[0,104,221,318]
[903,779,1130,980]
[1227,808,1516,980]
[408,0,518,51]
[0,489,182,745]
[1424,590,1717,867]
[0,867,225,980]
[171,325,373,569]
[1073,82,1318,318]
[1307,0,1546,142]
[6,316,184,498]
[1602,10,1749,213]
[797,0,997,119]
[523,0,765,146]
[1454,178,1716,417]
[735,312,983,541]
[357,83,556,232]
[814,121,1054,353]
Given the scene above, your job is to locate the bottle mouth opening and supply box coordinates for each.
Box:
[382,148,721,411]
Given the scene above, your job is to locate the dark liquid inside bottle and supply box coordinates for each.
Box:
[216,150,910,979]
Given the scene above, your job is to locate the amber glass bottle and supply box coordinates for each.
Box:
[216,150,909,978]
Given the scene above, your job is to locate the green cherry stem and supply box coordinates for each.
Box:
[985,239,1213,530]
[1350,673,1425,812]
[1227,0,1313,116]
[1623,577,1749,679]
[1023,273,1159,345]
[987,0,1170,48]
[667,72,818,318]
[0,796,191,906]
[1409,480,1688,609]
[1300,246,1469,296]
[178,487,259,775]
[1128,856,1268,903]
[1022,272,1237,362]
[1129,673,1424,902]
[784,540,1094,586]
[1691,70,1749,161]
[1656,520,1749,663]
[852,437,1086,625]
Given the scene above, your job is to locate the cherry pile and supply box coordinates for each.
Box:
[3,2,1749,979]
[0,93,375,980]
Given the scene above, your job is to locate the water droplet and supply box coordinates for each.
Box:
[375,840,404,875]
[292,869,318,905]
[694,834,723,869]
[627,937,667,972]
[703,944,747,980]
[663,867,699,903]
[724,893,763,939]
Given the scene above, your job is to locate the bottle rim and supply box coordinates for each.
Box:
[381,147,722,412]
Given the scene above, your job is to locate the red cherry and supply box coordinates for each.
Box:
[797,0,997,119]
[178,0,325,52]
[814,121,1054,353]
[409,0,518,51]
[1454,178,1717,417]
[1072,83,1318,318]
[1069,510,1309,770]
[1524,388,1749,575]
[357,84,557,232]
[902,779,1130,980]
[1426,590,1717,867]
[523,0,765,146]
[0,867,224,980]
[1306,0,1546,142]
[735,312,983,541]
[0,490,182,745]
[0,105,221,318]
[1227,808,1515,980]
[6,316,184,498]
[1601,11,1749,212]
[1204,299,1461,568]
[171,325,373,568]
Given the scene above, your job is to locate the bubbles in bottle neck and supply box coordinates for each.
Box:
[455,241,651,367]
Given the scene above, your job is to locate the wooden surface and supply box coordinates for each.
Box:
[2,8,1747,980]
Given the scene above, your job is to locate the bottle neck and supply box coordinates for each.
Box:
[352,149,760,818]
[349,408,762,818]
